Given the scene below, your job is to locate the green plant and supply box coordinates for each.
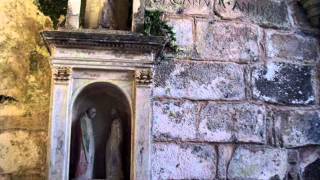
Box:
[35,0,68,28]
[144,10,178,53]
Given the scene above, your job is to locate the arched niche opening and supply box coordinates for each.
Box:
[69,82,131,179]
[80,0,133,30]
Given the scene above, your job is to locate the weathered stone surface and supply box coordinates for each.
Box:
[146,0,214,15]
[217,144,235,179]
[252,62,315,105]
[154,61,245,100]
[0,116,47,131]
[0,131,46,174]
[196,20,260,62]
[11,174,44,180]
[273,109,320,147]
[303,159,320,180]
[266,32,319,63]
[228,146,287,179]
[153,100,197,140]
[152,143,216,179]
[299,147,320,175]
[288,1,319,31]
[198,103,266,143]
[167,18,194,48]
[214,0,290,28]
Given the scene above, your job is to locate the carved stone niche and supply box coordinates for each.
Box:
[42,30,164,180]
[66,0,145,32]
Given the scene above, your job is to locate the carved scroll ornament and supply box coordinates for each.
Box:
[53,66,71,81]
[135,70,153,85]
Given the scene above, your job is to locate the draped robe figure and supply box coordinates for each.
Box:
[105,109,124,180]
[74,108,96,179]
[84,0,130,29]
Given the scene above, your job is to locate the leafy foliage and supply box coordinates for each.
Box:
[35,0,68,28]
[144,10,178,53]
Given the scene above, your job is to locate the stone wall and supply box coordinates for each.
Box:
[150,0,320,179]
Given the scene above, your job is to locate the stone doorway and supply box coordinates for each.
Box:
[69,82,131,179]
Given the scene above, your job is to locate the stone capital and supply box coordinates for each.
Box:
[135,69,153,85]
[53,66,72,82]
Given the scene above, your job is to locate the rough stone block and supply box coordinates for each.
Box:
[228,146,287,179]
[273,109,320,147]
[154,61,245,100]
[152,143,216,179]
[0,116,47,131]
[196,20,260,62]
[217,144,235,179]
[288,1,318,31]
[299,147,320,176]
[214,0,290,28]
[0,131,46,174]
[146,0,214,16]
[252,62,315,105]
[198,103,266,143]
[167,18,194,48]
[153,100,197,140]
[266,32,319,63]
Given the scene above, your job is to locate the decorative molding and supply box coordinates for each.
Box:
[135,69,153,85]
[41,31,165,53]
[53,66,71,81]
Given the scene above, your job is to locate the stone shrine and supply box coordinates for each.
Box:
[42,0,164,179]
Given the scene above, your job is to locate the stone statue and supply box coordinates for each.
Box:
[74,108,96,179]
[105,108,124,180]
[84,0,130,30]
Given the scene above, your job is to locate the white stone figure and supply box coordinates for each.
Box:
[84,0,129,29]
[75,108,96,179]
[84,0,104,28]
[105,108,124,180]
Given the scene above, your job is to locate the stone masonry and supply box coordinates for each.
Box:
[150,0,320,179]
[0,0,319,179]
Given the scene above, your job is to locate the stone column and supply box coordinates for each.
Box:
[48,67,71,180]
[132,0,145,32]
[66,0,81,29]
[133,69,153,180]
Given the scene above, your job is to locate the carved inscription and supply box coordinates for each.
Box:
[215,0,289,27]
[148,0,214,15]
[151,0,213,7]
[217,0,280,17]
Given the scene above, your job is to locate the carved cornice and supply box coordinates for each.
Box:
[53,67,71,81]
[41,30,165,53]
[135,69,153,85]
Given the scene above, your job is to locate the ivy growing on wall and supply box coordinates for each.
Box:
[144,10,178,53]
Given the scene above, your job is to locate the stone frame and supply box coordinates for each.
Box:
[66,0,145,31]
[42,31,164,180]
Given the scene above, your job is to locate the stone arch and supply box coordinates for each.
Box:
[69,82,131,179]
[303,158,320,180]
